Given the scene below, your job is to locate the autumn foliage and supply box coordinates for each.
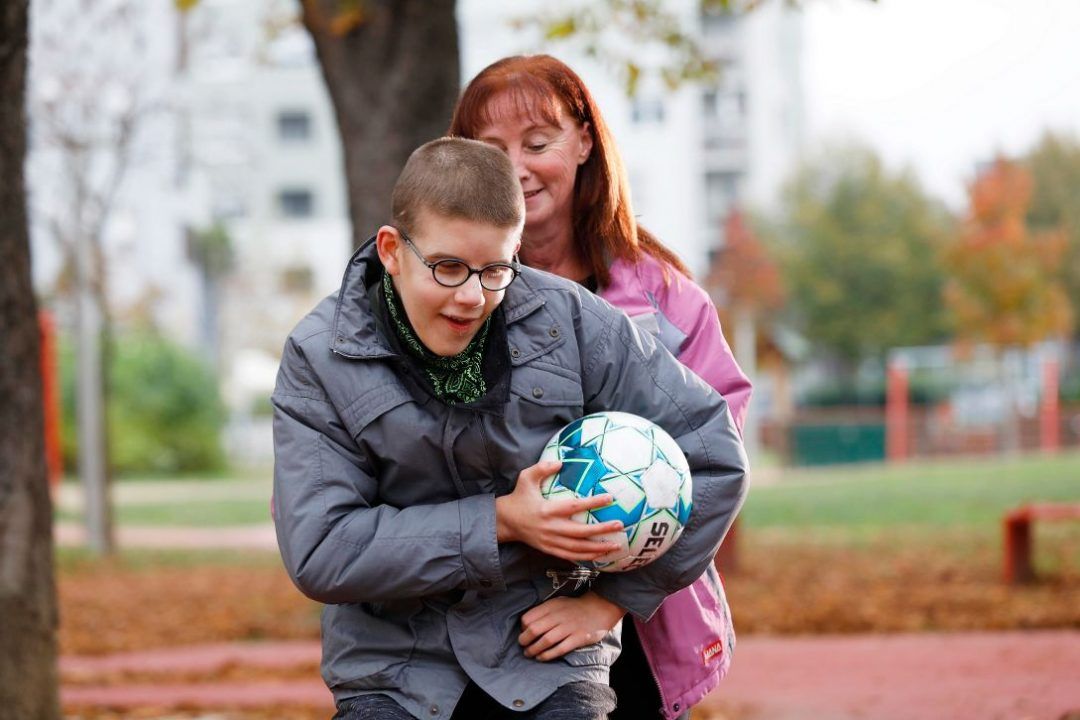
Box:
[708,210,785,317]
[943,158,1072,349]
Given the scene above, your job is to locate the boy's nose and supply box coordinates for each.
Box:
[454,274,486,307]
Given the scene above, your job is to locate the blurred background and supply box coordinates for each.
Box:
[13,0,1080,717]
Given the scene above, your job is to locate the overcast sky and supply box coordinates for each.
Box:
[803,0,1080,208]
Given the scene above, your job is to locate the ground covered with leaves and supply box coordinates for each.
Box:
[58,527,1080,657]
[58,530,1080,720]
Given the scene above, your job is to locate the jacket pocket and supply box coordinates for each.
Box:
[509,362,584,408]
[321,600,423,689]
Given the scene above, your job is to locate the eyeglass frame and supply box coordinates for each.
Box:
[394,226,521,292]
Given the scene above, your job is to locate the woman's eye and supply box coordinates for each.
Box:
[527,143,548,152]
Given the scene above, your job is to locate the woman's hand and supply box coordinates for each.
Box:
[495,459,623,562]
[519,591,626,661]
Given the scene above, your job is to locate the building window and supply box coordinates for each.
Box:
[277,110,312,141]
[705,171,741,230]
[631,97,666,125]
[279,188,314,218]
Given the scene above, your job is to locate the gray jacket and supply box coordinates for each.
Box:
[272,239,748,719]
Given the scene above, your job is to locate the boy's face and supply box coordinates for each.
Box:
[376,211,521,357]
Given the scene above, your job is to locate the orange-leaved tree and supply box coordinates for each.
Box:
[708,209,786,321]
[942,157,1072,450]
[943,157,1072,350]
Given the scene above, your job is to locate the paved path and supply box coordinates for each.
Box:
[54,522,279,550]
[60,631,1080,719]
[697,630,1080,720]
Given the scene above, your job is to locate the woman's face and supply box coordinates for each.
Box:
[474,94,593,240]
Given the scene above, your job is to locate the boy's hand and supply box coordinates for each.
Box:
[519,591,626,661]
[495,459,623,562]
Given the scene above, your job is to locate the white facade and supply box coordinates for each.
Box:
[179,0,351,434]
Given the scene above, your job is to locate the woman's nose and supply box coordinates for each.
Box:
[508,149,529,181]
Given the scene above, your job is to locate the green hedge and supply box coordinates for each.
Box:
[61,333,226,476]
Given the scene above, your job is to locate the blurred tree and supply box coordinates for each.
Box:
[706,208,786,455]
[29,0,164,553]
[709,209,785,319]
[943,157,1072,450]
[769,146,952,365]
[517,0,877,97]
[0,0,61,715]
[298,0,460,249]
[943,157,1072,349]
[186,222,235,370]
[1025,131,1080,336]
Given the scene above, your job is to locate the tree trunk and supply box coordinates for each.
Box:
[300,0,460,249]
[0,0,62,716]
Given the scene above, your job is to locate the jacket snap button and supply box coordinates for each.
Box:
[513,699,525,708]
[549,327,560,338]
[673,703,680,711]
[532,387,544,398]
[510,347,521,358]
[429,706,439,715]
[336,334,344,344]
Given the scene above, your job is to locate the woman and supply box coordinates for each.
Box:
[450,55,752,720]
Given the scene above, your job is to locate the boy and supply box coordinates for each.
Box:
[272,137,748,719]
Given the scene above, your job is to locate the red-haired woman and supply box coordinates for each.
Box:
[450,55,752,720]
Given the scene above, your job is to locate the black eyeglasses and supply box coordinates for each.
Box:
[396,227,520,292]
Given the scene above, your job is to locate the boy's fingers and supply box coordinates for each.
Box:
[536,636,581,662]
[522,460,562,485]
[548,494,614,518]
[577,493,615,511]
[559,519,623,539]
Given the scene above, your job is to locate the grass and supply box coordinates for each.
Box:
[56,498,271,527]
[744,451,1080,532]
[55,452,1080,547]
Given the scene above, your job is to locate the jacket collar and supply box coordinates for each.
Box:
[330,236,552,360]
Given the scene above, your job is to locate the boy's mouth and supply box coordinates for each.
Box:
[443,314,480,332]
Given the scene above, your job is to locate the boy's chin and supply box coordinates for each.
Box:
[424,335,474,358]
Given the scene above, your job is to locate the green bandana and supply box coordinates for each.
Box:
[382,272,490,404]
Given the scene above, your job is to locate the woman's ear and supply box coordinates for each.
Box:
[376,225,403,275]
[577,122,594,164]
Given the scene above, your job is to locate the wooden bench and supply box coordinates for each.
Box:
[1002,503,1080,584]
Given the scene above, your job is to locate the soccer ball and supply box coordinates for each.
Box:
[538,411,692,573]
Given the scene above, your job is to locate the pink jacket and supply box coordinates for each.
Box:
[601,253,751,719]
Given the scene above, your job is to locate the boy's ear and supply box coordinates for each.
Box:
[376,225,403,275]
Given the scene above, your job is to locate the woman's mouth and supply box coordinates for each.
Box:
[523,188,542,200]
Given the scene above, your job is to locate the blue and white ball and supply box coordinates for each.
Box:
[538,411,692,572]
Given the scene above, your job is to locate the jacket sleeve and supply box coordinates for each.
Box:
[664,275,752,435]
[271,336,504,604]
[576,294,749,622]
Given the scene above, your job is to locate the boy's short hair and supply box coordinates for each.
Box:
[392,137,525,234]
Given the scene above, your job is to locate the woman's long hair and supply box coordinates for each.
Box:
[449,54,690,287]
